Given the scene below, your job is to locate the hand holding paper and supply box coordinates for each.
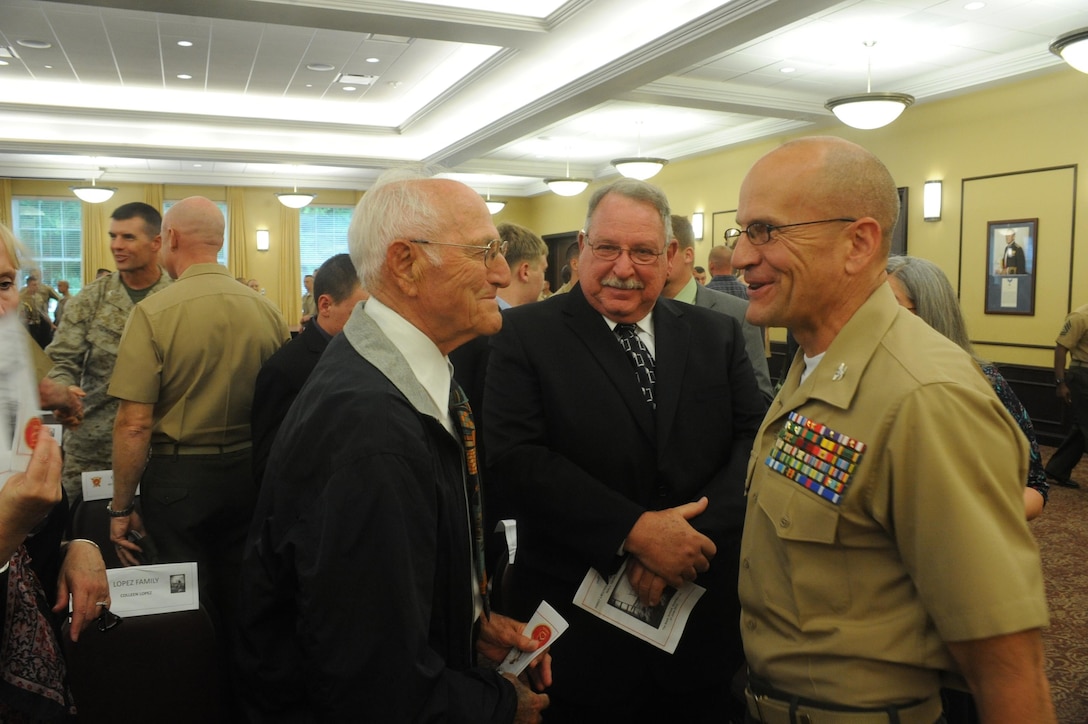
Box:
[0,433,62,547]
[624,496,716,588]
[496,601,567,681]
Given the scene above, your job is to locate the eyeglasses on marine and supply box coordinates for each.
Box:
[722,218,856,249]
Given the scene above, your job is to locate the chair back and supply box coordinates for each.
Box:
[61,606,230,723]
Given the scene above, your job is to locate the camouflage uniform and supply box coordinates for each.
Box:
[45,270,171,500]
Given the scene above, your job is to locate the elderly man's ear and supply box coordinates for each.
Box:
[386,239,427,294]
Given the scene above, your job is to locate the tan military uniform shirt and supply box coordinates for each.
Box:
[1056,303,1088,364]
[109,263,288,446]
[27,327,52,381]
[739,284,1048,708]
[46,270,172,497]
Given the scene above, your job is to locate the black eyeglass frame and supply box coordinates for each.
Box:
[409,238,509,266]
[96,607,123,632]
[584,240,666,266]
[723,218,857,249]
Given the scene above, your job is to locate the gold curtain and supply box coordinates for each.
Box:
[277,205,302,328]
[226,186,248,279]
[80,203,110,286]
[144,184,164,214]
[0,179,12,230]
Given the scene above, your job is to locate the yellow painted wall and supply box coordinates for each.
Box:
[6,66,1087,365]
[515,67,1088,366]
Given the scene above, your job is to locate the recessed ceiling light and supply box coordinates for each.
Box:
[0,61,8,66]
[366,57,380,63]
[342,86,357,91]
[964,2,985,9]
[336,73,378,85]
[305,83,313,88]
[177,74,192,80]
[307,62,335,72]
[388,81,403,88]
[193,163,203,168]
[780,66,796,73]
[177,40,193,47]
[17,39,52,50]
[0,47,14,58]
[43,65,52,69]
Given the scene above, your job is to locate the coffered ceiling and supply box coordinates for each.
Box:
[0,0,1084,198]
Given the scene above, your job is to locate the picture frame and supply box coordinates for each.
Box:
[985,218,1037,315]
[890,187,908,257]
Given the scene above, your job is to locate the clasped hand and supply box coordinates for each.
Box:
[624,496,716,607]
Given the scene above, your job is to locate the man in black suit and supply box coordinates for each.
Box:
[484,178,767,723]
[250,253,367,484]
[663,214,773,402]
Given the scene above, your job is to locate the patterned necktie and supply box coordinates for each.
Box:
[614,323,656,408]
[449,382,490,619]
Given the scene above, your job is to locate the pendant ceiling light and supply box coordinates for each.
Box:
[484,189,505,214]
[825,41,914,130]
[1050,27,1088,73]
[276,183,316,209]
[611,122,667,180]
[544,159,591,197]
[70,169,116,204]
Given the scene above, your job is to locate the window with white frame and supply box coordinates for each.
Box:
[299,205,353,292]
[12,198,84,295]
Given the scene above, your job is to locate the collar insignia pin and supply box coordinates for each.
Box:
[832,362,847,381]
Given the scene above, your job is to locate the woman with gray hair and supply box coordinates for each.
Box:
[886,255,1047,520]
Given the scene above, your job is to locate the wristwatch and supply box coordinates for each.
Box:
[1056,378,1065,386]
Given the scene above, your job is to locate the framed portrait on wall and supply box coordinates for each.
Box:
[890,187,908,257]
[985,218,1037,315]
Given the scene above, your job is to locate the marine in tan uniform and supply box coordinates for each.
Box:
[45,202,171,503]
[19,274,53,348]
[731,136,1054,723]
[107,196,288,635]
[1043,303,1088,487]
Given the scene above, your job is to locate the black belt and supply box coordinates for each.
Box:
[150,441,252,456]
[745,675,942,724]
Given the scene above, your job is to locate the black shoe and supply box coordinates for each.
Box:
[1047,472,1081,489]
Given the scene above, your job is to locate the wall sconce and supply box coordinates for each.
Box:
[256,229,270,251]
[923,180,942,221]
[691,212,704,241]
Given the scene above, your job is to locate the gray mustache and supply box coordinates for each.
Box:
[600,275,645,290]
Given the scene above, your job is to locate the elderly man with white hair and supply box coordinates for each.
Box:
[235,169,551,723]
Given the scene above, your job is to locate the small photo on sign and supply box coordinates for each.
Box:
[170,574,186,594]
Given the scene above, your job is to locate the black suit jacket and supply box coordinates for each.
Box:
[694,283,773,401]
[483,286,767,693]
[251,320,330,485]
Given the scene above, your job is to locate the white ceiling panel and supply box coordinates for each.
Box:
[0,0,1082,193]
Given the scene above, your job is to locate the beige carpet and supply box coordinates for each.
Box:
[1036,445,1088,723]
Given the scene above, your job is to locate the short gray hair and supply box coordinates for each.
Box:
[349,166,447,289]
[583,178,672,246]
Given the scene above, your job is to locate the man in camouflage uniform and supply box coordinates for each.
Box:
[45,202,171,503]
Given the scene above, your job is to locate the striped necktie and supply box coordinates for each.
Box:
[614,323,656,408]
[449,382,490,619]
